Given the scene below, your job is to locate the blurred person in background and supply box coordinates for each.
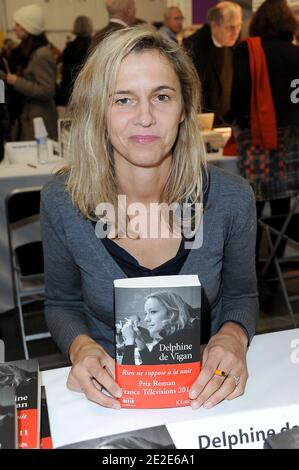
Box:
[1,38,17,61]
[160,6,184,43]
[183,1,242,125]
[230,0,299,262]
[59,16,93,106]
[0,54,10,159]
[89,0,136,53]
[290,5,299,44]
[4,4,57,140]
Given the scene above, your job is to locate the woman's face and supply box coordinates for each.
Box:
[107,49,185,170]
[14,23,28,39]
[144,297,169,337]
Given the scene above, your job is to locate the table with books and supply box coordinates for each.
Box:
[0,142,64,314]
[41,328,299,450]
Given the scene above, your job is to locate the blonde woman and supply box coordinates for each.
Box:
[41,27,258,410]
[121,291,200,366]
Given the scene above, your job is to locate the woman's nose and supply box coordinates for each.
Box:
[134,101,155,127]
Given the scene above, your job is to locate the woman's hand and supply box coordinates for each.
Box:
[6,74,18,86]
[67,335,122,409]
[122,318,137,345]
[189,322,248,410]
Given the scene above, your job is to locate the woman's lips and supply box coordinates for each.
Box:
[129,135,159,144]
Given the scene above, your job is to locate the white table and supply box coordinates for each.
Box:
[42,329,299,449]
[0,159,64,314]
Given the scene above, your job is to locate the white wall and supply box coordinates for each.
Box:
[3,0,168,50]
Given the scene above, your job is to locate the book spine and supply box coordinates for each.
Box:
[40,386,53,449]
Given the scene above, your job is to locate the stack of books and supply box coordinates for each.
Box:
[0,359,52,449]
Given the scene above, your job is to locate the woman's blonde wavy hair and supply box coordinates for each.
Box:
[62,26,206,220]
[144,291,194,337]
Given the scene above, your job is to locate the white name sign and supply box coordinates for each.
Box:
[167,405,299,449]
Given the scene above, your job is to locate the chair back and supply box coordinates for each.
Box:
[5,187,44,276]
[0,339,4,362]
[6,188,42,224]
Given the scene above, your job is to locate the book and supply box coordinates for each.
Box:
[40,386,53,449]
[114,274,201,408]
[264,427,299,449]
[58,424,176,449]
[0,387,17,449]
[0,359,40,449]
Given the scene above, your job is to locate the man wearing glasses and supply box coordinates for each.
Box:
[160,6,184,43]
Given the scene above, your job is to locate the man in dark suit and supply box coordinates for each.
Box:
[90,0,136,53]
[183,1,242,125]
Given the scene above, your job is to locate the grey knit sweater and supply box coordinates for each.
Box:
[40,164,259,358]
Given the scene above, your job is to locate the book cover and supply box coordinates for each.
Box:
[40,386,53,449]
[264,427,299,449]
[58,424,176,449]
[0,359,40,449]
[0,387,17,449]
[114,275,201,408]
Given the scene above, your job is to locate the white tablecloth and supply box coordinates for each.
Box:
[42,329,299,449]
[0,159,64,314]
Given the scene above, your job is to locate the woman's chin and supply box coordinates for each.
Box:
[129,157,167,169]
[118,150,171,169]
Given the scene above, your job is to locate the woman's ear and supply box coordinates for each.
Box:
[179,108,186,124]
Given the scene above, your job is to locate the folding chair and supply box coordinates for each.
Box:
[259,194,299,328]
[0,339,4,362]
[5,187,51,359]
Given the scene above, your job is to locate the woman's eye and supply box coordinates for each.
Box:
[115,97,131,105]
[156,94,169,102]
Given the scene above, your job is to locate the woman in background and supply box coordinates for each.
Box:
[231,0,299,260]
[59,16,93,106]
[5,4,58,140]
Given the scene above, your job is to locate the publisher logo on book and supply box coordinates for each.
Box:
[95,197,204,249]
[122,398,135,405]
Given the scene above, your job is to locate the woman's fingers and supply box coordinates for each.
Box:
[89,358,122,399]
[190,370,246,410]
[226,370,248,400]
[100,353,117,380]
[67,356,122,409]
[189,339,247,409]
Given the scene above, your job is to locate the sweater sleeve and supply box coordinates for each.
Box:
[218,182,259,343]
[40,185,90,357]
[14,49,56,101]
